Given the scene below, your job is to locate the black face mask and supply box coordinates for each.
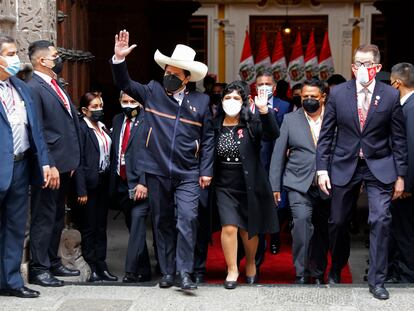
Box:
[122,106,140,119]
[292,95,302,108]
[163,74,183,93]
[302,98,320,113]
[89,109,104,123]
[52,57,64,75]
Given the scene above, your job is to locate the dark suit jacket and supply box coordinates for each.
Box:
[402,93,414,192]
[26,73,81,173]
[316,79,407,186]
[109,110,146,196]
[74,117,111,196]
[211,111,280,238]
[0,76,49,191]
[270,108,318,194]
[260,96,291,172]
[111,60,214,181]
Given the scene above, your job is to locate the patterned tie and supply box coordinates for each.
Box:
[50,79,70,112]
[0,81,22,153]
[362,87,370,116]
[119,118,131,180]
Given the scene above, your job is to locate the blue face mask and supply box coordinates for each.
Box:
[0,55,21,76]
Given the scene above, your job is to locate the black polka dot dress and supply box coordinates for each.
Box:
[215,126,248,230]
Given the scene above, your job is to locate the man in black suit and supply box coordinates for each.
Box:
[387,63,414,283]
[0,34,51,298]
[27,40,81,287]
[317,44,407,299]
[109,91,151,283]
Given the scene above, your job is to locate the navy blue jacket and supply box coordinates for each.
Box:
[260,96,290,172]
[402,93,414,192]
[317,80,407,186]
[26,73,81,173]
[111,60,214,181]
[74,117,111,196]
[109,110,146,195]
[0,76,49,191]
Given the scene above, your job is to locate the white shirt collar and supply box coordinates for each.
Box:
[84,117,105,131]
[356,79,376,94]
[173,89,186,104]
[400,90,414,106]
[34,70,53,84]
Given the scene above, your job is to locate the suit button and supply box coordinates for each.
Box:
[248,186,252,190]
[244,171,248,175]
[237,141,241,145]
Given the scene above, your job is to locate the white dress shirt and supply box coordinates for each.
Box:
[400,90,414,106]
[84,117,112,172]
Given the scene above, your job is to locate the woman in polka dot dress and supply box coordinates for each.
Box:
[211,81,280,289]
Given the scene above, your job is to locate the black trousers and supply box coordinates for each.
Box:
[193,189,210,275]
[147,174,200,275]
[388,196,414,282]
[30,172,71,272]
[330,160,393,287]
[78,173,109,272]
[115,177,151,276]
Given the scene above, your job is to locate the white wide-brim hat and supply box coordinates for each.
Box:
[154,44,208,82]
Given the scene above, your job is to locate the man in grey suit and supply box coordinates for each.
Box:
[269,78,330,284]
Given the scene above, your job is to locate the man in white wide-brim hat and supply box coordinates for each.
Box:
[111,30,214,291]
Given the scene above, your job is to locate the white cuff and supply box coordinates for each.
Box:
[112,55,125,64]
[42,165,50,170]
[317,170,328,176]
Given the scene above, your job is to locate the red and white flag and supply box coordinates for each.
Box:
[318,31,335,81]
[255,32,271,74]
[304,29,318,80]
[271,31,288,82]
[287,31,305,87]
[238,30,256,86]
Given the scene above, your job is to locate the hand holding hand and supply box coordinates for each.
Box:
[273,192,281,205]
[114,30,137,60]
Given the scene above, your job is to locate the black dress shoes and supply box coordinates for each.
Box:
[88,271,103,283]
[295,276,310,284]
[369,285,390,300]
[224,280,238,289]
[159,274,175,288]
[99,270,118,282]
[29,271,64,287]
[122,273,151,283]
[327,271,341,285]
[51,265,80,277]
[194,273,205,284]
[0,286,40,298]
[178,272,197,290]
[313,276,325,285]
[246,274,258,284]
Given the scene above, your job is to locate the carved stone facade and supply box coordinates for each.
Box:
[0,0,56,67]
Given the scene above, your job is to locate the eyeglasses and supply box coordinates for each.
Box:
[353,61,375,68]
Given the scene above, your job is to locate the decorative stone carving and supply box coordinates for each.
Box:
[57,47,95,62]
[0,0,17,36]
[58,228,90,282]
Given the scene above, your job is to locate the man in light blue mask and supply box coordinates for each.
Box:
[0,34,51,298]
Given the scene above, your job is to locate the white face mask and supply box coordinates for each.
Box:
[355,65,377,85]
[222,98,242,117]
[0,55,21,76]
[257,85,273,98]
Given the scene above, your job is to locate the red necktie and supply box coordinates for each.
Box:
[120,118,131,180]
[51,79,70,112]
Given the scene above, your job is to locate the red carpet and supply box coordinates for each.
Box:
[205,231,352,284]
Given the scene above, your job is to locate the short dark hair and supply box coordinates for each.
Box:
[28,40,54,61]
[391,62,414,88]
[354,44,380,64]
[79,91,102,111]
[256,69,276,84]
[291,83,303,93]
[326,74,346,86]
[0,34,15,53]
[302,78,326,94]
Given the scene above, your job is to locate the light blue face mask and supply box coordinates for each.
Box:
[0,55,21,76]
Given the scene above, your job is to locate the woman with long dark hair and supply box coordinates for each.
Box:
[212,81,280,289]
